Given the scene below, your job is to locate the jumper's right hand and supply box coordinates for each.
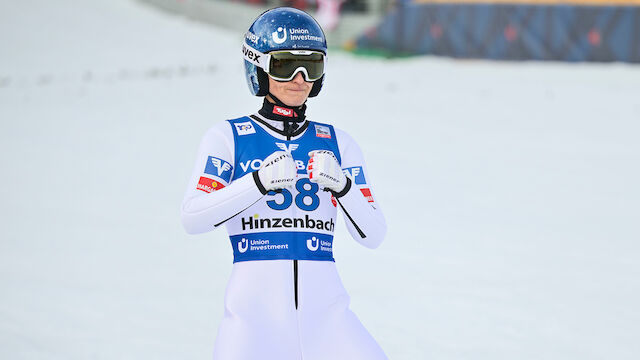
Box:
[256,151,297,192]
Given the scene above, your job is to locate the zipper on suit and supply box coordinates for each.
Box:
[294,260,299,309]
[285,125,300,310]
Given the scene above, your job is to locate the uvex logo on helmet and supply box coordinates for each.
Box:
[245,31,259,44]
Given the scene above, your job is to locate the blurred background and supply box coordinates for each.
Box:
[1,0,639,359]
[141,0,640,62]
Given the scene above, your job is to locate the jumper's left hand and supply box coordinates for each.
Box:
[307,150,347,193]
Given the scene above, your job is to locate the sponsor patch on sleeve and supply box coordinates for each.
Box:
[234,121,256,135]
[360,188,374,203]
[204,156,233,183]
[315,125,331,139]
[197,177,226,193]
[342,166,366,185]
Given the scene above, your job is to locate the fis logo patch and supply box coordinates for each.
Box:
[315,125,331,139]
[234,121,256,135]
[197,176,226,193]
[276,142,299,153]
[204,156,233,182]
[342,166,366,185]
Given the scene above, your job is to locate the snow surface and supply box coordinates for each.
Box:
[1,0,640,359]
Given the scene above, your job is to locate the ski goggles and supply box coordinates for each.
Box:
[243,42,326,82]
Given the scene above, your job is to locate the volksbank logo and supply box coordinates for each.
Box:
[240,158,306,173]
[272,26,287,44]
[342,166,366,185]
[211,158,231,176]
[275,142,299,153]
[204,156,233,182]
[242,214,334,232]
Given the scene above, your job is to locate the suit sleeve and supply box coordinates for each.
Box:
[335,129,387,249]
[180,122,264,235]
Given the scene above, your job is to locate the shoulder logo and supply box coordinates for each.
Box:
[204,156,233,182]
[342,166,366,185]
[197,176,226,193]
[210,157,231,175]
[234,121,256,135]
[272,26,287,44]
[275,142,299,153]
[360,188,375,203]
[315,125,331,139]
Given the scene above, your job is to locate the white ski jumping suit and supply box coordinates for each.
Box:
[181,113,387,359]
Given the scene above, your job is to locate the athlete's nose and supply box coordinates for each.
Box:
[291,72,306,84]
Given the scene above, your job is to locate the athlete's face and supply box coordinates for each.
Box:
[268,72,313,107]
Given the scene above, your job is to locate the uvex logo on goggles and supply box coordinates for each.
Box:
[242,43,326,82]
[242,44,262,63]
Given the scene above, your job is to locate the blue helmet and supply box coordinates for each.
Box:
[243,7,327,97]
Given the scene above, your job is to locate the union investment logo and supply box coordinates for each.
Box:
[272,26,287,44]
[307,236,319,251]
[238,238,248,253]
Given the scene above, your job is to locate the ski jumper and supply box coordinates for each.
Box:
[181,112,387,360]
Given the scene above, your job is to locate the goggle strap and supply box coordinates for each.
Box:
[242,42,270,71]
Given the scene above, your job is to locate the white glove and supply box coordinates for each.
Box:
[307,150,347,193]
[256,151,297,192]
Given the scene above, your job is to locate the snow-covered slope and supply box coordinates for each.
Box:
[1,1,639,359]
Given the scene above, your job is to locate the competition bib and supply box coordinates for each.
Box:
[226,117,341,263]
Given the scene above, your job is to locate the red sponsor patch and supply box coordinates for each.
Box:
[331,194,337,207]
[360,188,374,203]
[273,106,295,117]
[197,176,225,193]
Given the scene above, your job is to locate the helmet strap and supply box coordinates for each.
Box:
[256,67,270,97]
[308,74,324,98]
